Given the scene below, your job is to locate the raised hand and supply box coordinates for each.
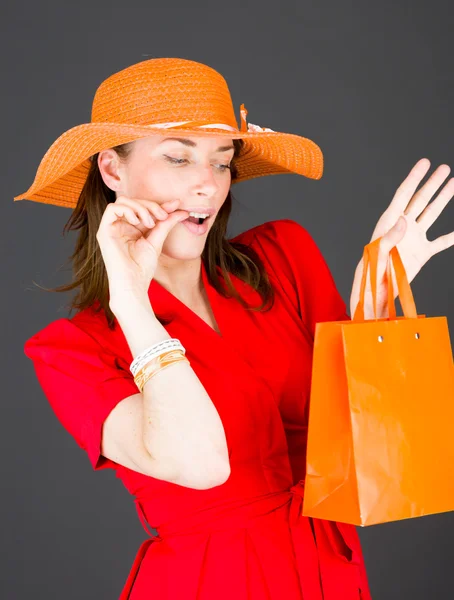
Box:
[350,158,454,319]
[96,196,189,308]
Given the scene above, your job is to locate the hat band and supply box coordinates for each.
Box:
[136,105,274,134]
[145,121,239,132]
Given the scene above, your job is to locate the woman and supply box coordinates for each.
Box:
[15,57,454,600]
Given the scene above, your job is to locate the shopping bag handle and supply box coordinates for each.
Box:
[353,237,418,321]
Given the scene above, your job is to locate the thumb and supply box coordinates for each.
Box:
[145,210,189,253]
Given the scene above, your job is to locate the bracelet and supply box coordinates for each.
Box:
[130,338,185,377]
[134,349,190,392]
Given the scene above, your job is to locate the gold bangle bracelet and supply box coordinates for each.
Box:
[136,356,189,393]
[134,349,190,393]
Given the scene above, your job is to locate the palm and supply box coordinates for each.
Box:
[369,207,429,284]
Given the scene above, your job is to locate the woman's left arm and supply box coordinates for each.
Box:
[350,158,454,319]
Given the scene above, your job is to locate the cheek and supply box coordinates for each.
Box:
[128,163,181,202]
[216,175,232,204]
[220,174,231,195]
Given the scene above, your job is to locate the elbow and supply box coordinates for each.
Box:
[175,455,231,490]
[205,457,231,488]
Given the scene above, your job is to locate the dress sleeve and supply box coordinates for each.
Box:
[24,317,139,471]
[254,219,350,340]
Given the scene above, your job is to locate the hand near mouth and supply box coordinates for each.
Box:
[95,196,189,306]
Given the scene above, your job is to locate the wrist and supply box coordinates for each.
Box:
[111,298,170,358]
[110,293,154,318]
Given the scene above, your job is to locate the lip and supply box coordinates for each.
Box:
[181,206,216,216]
[181,217,211,236]
[179,206,216,236]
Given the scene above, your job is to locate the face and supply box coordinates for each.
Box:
[99,134,235,264]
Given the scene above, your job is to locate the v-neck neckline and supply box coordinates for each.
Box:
[200,261,223,337]
[145,248,273,383]
[148,259,224,339]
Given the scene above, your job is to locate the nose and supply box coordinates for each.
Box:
[191,163,220,196]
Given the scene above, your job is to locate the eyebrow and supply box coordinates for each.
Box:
[158,137,235,152]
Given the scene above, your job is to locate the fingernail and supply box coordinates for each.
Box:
[397,218,405,230]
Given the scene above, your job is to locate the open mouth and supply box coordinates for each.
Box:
[181,214,213,236]
[185,215,210,225]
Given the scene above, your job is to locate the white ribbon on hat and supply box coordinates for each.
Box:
[145,121,275,133]
[147,122,237,131]
[246,123,275,132]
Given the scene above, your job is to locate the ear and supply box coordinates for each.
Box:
[97,149,125,193]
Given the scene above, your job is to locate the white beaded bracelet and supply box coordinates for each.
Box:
[129,338,186,377]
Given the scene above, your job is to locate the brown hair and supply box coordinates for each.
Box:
[37,138,275,330]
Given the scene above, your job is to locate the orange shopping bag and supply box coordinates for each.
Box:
[302,236,454,526]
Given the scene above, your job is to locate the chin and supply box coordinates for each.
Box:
[161,240,205,262]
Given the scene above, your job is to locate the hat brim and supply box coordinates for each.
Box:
[14,121,323,208]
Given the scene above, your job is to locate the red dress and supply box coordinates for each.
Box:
[24,219,372,600]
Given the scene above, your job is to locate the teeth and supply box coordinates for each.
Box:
[188,211,210,218]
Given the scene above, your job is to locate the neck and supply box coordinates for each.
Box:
[153,255,204,303]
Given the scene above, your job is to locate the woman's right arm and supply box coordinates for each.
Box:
[94,194,231,489]
[102,296,231,490]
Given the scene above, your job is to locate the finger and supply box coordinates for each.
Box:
[138,199,174,221]
[404,163,451,220]
[417,177,454,230]
[144,209,189,252]
[115,197,156,228]
[104,204,144,228]
[429,230,454,256]
[388,158,431,216]
[160,198,182,212]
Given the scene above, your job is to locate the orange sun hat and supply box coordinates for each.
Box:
[14,57,324,209]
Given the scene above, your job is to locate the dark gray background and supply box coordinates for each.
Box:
[4,1,454,598]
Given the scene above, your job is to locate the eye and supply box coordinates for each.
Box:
[164,155,231,172]
[164,155,188,165]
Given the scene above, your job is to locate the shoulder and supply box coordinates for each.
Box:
[230,218,325,281]
[231,218,313,246]
[231,218,321,264]
[24,307,99,350]
[231,219,348,333]
[24,305,128,368]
